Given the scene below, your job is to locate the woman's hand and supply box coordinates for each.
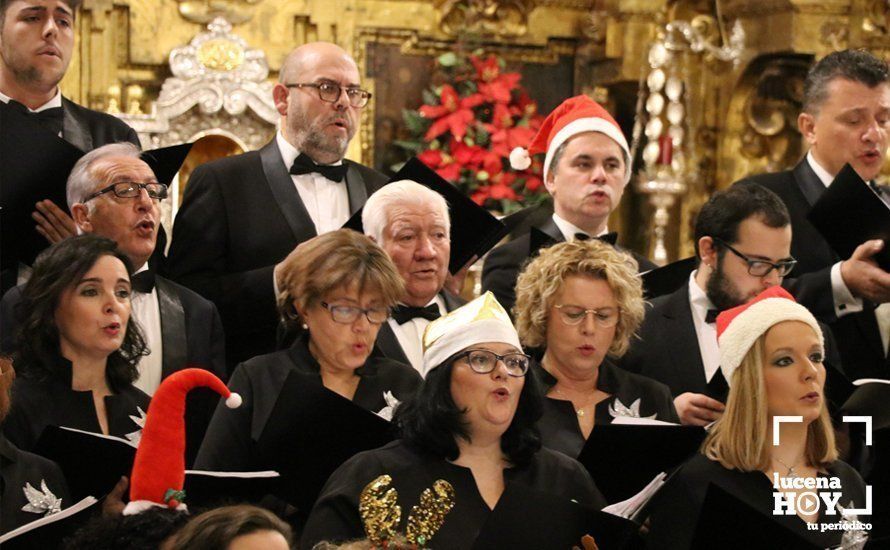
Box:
[572,534,599,550]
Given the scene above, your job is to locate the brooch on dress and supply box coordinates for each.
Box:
[375,392,401,421]
[125,406,148,446]
[21,479,62,516]
[359,474,456,549]
[608,397,657,420]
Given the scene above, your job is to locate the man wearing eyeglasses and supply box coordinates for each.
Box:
[167,42,387,370]
[619,184,847,426]
[1,142,225,464]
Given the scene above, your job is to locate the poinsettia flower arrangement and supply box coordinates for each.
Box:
[396,51,548,213]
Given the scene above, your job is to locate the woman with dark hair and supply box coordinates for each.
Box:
[645,287,869,549]
[195,229,422,471]
[301,292,605,549]
[3,235,150,450]
[514,239,678,457]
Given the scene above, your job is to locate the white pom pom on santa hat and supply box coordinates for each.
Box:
[226,392,242,409]
[509,147,532,171]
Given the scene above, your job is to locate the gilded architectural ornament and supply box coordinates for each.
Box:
[863,0,890,36]
[435,0,533,38]
[174,0,264,25]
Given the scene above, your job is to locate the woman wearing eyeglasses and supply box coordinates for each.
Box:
[194,229,422,471]
[301,292,605,549]
[514,239,678,458]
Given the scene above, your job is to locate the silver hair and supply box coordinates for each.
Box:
[66,142,143,214]
[362,179,450,244]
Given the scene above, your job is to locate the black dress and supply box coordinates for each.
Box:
[301,439,607,549]
[0,434,72,535]
[194,333,423,471]
[535,360,680,457]
[645,453,869,549]
[3,356,150,452]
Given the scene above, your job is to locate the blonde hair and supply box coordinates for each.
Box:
[703,335,838,471]
[277,229,405,328]
[514,239,644,357]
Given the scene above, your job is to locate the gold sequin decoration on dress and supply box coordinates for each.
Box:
[359,474,456,548]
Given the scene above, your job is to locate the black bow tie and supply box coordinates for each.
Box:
[705,309,719,324]
[392,304,441,324]
[574,232,618,246]
[131,270,155,294]
[289,153,346,183]
[5,99,63,135]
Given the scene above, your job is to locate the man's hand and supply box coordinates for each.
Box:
[32,200,76,244]
[840,240,890,303]
[673,392,724,426]
[573,534,599,550]
[443,255,477,297]
[102,476,128,517]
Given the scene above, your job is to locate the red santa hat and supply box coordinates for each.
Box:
[123,368,241,515]
[715,286,823,387]
[509,94,631,183]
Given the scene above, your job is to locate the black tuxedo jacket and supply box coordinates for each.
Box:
[481,216,658,315]
[373,291,466,366]
[618,282,851,409]
[166,139,388,369]
[60,97,140,151]
[737,160,888,381]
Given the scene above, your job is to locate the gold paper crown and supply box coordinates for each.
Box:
[359,474,456,548]
[421,291,512,353]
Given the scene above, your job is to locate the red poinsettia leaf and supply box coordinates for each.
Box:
[424,117,453,141]
[417,149,444,168]
[436,163,462,183]
[447,108,476,142]
[440,85,460,112]
[419,104,449,119]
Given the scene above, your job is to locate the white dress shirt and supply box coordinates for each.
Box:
[276,131,350,235]
[687,272,721,383]
[387,295,447,375]
[130,264,164,396]
[551,213,610,242]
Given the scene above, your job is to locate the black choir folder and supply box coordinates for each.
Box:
[578,423,707,504]
[34,425,279,506]
[691,484,819,550]
[472,483,641,550]
[0,105,84,272]
[808,163,890,271]
[0,495,99,550]
[255,370,396,511]
[343,157,508,274]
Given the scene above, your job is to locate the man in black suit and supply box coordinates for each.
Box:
[361,179,465,374]
[1,143,224,463]
[620,185,848,425]
[0,0,140,293]
[482,95,656,314]
[736,50,890,382]
[167,42,386,369]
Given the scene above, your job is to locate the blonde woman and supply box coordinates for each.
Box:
[645,287,868,549]
[514,239,677,457]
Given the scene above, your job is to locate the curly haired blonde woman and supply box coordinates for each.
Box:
[514,239,678,457]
